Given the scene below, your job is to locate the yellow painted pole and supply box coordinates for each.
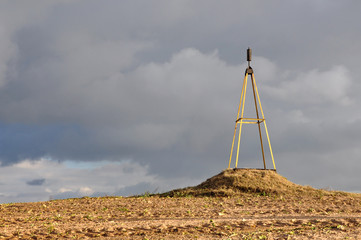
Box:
[263,121,276,170]
[252,73,276,170]
[228,73,248,168]
[228,123,238,168]
[240,75,248,124]
[252,73,265,118]
[235,121,243,168]
[235,74,248,168]
[250,73,266,169]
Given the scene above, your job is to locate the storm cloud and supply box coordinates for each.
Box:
[1,0,361,202]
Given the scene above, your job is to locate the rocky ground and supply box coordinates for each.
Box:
[1,169,361,239]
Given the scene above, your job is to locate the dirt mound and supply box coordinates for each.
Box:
[164,168,316,197]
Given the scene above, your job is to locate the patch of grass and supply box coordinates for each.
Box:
[139,191,151,198]
[307,208,315,213]
[118,207,129,212]
[83,214,93,220]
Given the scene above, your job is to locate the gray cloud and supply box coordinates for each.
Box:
[1,1,361,202]
[26,178,45,186]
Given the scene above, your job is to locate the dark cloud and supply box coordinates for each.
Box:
[26,178,45,186]
[0,1,361,203]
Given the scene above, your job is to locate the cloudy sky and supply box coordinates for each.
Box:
[1,0,361,203]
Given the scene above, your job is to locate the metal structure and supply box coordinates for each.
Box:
[228,48,276,170]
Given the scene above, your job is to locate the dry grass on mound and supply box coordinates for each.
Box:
[163,168,350,198]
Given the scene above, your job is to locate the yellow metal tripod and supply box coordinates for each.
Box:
[228,48,276,170]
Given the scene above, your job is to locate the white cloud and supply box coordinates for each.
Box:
[79,187,94,196]
[263,65,352,106]
[0,158,201,203]
[0,158,154,203]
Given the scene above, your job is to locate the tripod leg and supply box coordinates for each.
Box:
[228,73,248,168]
[251,74,266,169]
[252,73,276,170]
[228,122,237,169]
[235,75,248,168]
[258,123,266,170]
[235,122,243,168]
[264,121,276,170]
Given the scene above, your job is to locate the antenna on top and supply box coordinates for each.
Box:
[247,47,252,67]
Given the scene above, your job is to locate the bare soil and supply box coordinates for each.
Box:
[1,169,361,239]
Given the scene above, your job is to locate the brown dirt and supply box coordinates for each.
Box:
[1,169,361,239]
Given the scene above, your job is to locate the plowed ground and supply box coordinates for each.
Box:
[1,193,361,239]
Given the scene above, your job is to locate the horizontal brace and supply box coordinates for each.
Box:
[243,117,265,120]
[241,121,260,124]
[236,117,265,123]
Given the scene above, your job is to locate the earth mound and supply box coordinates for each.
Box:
[164,168,316,197]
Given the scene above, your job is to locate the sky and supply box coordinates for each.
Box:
[1,0,361,203]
